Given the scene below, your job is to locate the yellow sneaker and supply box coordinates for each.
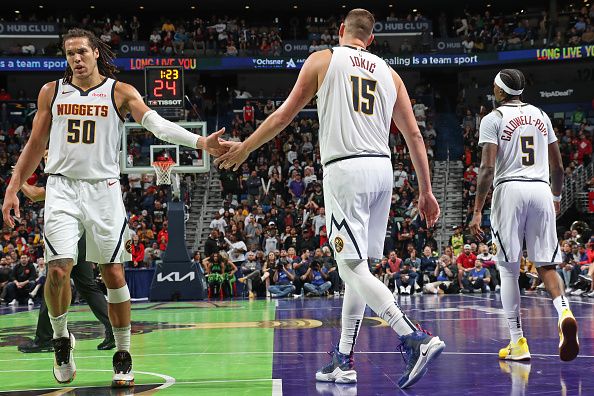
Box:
[498,337,531,361]
[558,308,579,361]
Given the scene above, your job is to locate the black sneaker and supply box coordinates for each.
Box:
[97,336,116,350]
[112,351,135,388]
[18,339,54,353]
[52,333,76,384]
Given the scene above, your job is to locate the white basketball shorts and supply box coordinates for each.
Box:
[490,181,562,266]
[323,156,392,260]
[44,175,131,265]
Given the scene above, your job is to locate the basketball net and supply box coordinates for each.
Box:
[152,160,176,186]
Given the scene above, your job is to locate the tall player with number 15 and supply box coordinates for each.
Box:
[216,9,444,389]
[1,29,225,388]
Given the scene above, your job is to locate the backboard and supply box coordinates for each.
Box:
[121,121,209,174]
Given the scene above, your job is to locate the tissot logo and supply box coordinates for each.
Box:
[157,271,196,282]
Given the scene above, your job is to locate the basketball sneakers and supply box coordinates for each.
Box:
[112,351,135,388]
[558,308,579,361]
[498,337,531,361]
[52,333,76,384]
[397,329,446,389]
[315,346,357,383]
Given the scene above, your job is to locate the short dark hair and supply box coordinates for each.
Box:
[344,9,375,41]
[498,68,526,97]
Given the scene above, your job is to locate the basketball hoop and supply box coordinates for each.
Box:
[152,160,176,186]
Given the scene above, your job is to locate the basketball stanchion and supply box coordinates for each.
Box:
[149,160,206,301]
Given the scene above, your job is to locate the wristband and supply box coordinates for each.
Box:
[552,195,561,202]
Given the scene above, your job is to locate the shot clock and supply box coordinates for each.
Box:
[144,66,184,108]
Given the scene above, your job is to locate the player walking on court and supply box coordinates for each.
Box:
[2,28,225,387]
[215,9,445,389]
[470,69,579,362]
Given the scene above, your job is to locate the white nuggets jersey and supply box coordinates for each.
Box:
[478,103,556,187]
[316,46,396,165]
[46,78,124,179]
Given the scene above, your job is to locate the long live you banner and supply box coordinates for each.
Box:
[0,45,592,72]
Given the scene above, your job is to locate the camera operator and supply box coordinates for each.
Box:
[268,258,295,298]
[292,249,311,298]
[423,255,460,294]
[302,260,332,296]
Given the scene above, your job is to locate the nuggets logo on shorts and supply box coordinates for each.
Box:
[125,240,133,254]
[334,236,344,253]
[491,242,498,255]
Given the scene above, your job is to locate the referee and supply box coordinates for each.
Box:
[17,181,115,353]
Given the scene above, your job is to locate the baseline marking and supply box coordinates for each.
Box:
[0,369,175,393]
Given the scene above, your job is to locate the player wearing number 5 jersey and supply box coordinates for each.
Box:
[215,9,444,389]
[2,28,225,388]
[470,69,579,363]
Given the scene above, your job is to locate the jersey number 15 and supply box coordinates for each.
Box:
[350,76,377,115]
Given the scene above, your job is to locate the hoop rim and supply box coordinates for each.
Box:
[151,159,177,168]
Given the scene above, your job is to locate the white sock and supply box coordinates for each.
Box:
[378,300,416,336]
[337,258,417,336]
[49,312,69,339]
[113,325,131,352]
[338,284,366,355]
[498,262,523,343]
[553,295,570,317]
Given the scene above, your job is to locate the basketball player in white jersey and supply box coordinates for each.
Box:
[470,69,579,362]
[215,9,445,388]
[2,28,225,387]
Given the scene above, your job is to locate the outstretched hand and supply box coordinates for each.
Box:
[469,213,484,241]
[202,128,227,157]
[214,141,250,171]
[418,191,440,228]
[2,190,20,229]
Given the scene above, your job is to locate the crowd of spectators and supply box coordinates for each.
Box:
[3,2,594,57]
[195,86,440,299]
[450,3,594,53]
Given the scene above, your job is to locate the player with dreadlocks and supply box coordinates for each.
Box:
[2,28,226,388]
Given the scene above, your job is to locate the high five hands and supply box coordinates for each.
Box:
[205,130,251,172]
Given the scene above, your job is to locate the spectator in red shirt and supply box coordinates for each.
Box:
[456,244,477,288]
[385,250,402,290]
[575,131,592,164]
[0,88,12,101]
[130,235,145,268]
[243,100,255,124]
[157,223,169,246]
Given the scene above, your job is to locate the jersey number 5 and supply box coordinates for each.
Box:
[67,119,96,144]
[350,76,377,115]
[520,136,535,166]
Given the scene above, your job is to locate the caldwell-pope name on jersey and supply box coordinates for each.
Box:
[56,103,109,117]
[501,115,548,141]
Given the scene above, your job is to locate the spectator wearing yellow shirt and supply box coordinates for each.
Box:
[161,20,175,34]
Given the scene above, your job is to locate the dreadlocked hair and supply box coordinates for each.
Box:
[61,28,119,84]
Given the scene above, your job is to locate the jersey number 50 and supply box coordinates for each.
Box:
[350,76,377,115]
[67,119,96,144]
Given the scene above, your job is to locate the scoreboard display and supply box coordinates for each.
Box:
[144,66,184,108]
